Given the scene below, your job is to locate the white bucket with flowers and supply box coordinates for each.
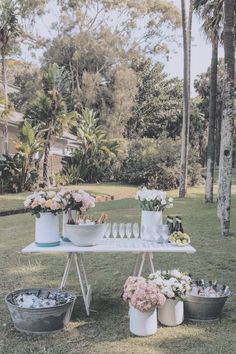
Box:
[136,187,173,241]
[60,189,108,246]
[24,191,65,247]
[59,189,96,242]
[123,276,166,336]
[149,269,192,326]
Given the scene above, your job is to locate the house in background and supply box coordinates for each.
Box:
[0,104,80,177]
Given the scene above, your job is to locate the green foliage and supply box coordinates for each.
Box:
[0,121,41,193]
[120,138,181,190]
[24,63,77,183]
[120,137,203,189]
[62,164,84,185]
[128,58,183,139]
[0,1,20,55]
[9,66,42,112]
[62,108,119,183]
[0,153,38,193]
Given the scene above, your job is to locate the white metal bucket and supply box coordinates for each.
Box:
[35,212,60,247]
[129,304,157,336]
[158,299,184,326]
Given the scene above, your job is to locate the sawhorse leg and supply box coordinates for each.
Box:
[59,253,92,316]
[133,252,155,276]
[60,252,73,289]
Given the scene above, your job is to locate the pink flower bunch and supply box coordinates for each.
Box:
[58,189,95,212]
[24,190,66,216]
[123,276,166,312]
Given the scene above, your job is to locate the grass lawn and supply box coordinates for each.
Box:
[0,182,236,354]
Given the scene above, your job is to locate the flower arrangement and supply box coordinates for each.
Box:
[58,189,95,212]
[24,191,66,217]
[149,270,191,300]
[58,189,97,225]
[123,276,166,312]
[136,187,173,211]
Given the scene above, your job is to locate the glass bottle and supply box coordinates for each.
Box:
[167,216,174,234]
[175,216,184,232]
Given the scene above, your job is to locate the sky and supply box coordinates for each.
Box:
[23,0,224,96]
[163,0,224,95]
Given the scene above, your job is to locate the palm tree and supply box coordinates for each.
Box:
[75,108,119,182]
[179,0,193,198]
[15,120,43,190]
[194,0,223,203]
[25,63,77,185]
[0,0,19,155]
[217,0,235,236]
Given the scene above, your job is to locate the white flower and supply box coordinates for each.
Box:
[166,203,173,209]
[47,191,56,198]
[24,197,32,207]
[170,269,182,278]
[169,197,174,203]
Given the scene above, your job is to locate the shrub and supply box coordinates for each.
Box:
[120,137,203,189]
[0,153,38,193]
[120,138,180,190]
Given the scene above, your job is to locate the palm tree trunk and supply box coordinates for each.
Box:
[43,127,52,185]
[179,0,192,198]
[217,0,235,236]
[1,49,9,156]
[205,36,218,203]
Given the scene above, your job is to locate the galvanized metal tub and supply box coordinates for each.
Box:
[5,288,76,334]
[183,292,230,321]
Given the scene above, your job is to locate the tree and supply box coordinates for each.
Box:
[127,58,183,139]
[63,108,119,182]
[194,0,223,203]
[44,0,181,137]
[9,63,42,112]
[217,0,235,236]
[0,0,46,156]
[179,0,193,198]
[15,120,42,190]
[0,1,19,155]
[25,63,77,185]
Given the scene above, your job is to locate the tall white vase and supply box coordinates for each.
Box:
[129,304,157,336]
[158,299,184,326]
[141,210,163,241]
[35,212,60,247]
[62,210,76,242]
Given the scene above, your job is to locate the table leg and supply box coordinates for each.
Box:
[74,254,92,316]
[148,252,155,273]
[60,252,73,289]
[133,253,141,276]
[133,252,155,276]
[133,252,147,276]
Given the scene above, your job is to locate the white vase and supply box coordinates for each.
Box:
[141,210,163,241]
[158,299,184,326]
[129,304,157,336]
[35,212,60,247]
[62,210,76,242]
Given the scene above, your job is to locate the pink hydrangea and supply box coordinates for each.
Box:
[123,276,166,312]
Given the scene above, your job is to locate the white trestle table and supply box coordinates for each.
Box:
[22,237,196,316]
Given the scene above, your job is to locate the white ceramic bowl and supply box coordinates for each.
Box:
[64,223,108,247]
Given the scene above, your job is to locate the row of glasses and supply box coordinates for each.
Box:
[105,223,140,239]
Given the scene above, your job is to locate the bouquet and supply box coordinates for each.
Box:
[24,191,66,217]
[58,189,96,224]
[123,276,166,312]
[136,187,173,211]
[149,269,191,300]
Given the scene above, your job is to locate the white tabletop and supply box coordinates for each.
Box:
[22,239,196,254]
